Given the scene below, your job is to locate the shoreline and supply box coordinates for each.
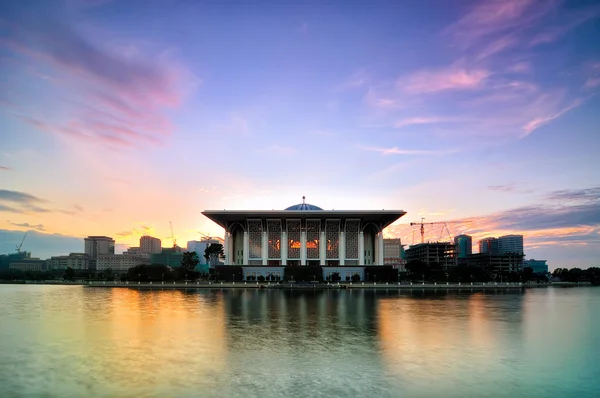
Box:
[2,280,593,290]
[82,281,591,289]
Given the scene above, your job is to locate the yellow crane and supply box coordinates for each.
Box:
[170,221,177,248]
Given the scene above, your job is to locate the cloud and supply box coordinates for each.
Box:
[7,222,46,231]
[394,116,464,128]
[362,146,458,156]
[401,67,490,93]
[584,77,600,89]
[0,166,12,171]
[488,182,532,193]
[522,98,583,135]
[0,189,51,214]
[1,7,198,150]
[444,0,552,48]
[0,229,83,259]
[546,187,600,203]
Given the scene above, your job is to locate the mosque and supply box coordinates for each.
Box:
[202,197,406,281]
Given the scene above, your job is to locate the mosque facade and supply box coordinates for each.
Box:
[202,197,406,281]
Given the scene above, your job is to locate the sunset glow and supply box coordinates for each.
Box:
[1,0,599,268]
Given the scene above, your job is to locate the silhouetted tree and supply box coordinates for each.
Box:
[204,244,224,267]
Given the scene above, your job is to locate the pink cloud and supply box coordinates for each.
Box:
[402,67,490,93]
[1,16,198,149]
[394,116,464,128]
[444,0,546,46]
[522,98,583,135]
[362,146,458,156]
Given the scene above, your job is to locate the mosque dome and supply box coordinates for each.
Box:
[284,196,323,211]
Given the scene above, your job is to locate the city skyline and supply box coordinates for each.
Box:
[1,0,599,268]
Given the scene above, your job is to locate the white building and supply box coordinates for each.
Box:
[187,238,225,267]
[499,235,524,255]
[48,253,90,270]
[140,235,162,254]
[96,254,148,273]
[202,197,406,281]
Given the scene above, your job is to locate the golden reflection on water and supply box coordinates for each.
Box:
[376,291,524,389]
[9,286,600,398]
[79,288,228,394]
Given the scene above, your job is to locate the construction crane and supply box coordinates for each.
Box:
[409,217,470,244]
[198,232,212,240]
[15,231,28,253]
[170,221,177,248]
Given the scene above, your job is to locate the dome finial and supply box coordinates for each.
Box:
[302,195,306,204]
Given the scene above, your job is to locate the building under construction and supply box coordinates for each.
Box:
[405,242,457,268]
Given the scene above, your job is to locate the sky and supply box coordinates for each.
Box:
[1,0,599,269]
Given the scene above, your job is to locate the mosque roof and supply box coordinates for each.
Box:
[284,196,323,211]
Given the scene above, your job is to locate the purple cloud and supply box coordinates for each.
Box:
[1,9,198,149]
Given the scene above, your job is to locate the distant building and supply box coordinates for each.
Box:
[124,247,151,259]
[454,234,473,258]
[97,254,148,273]
[151,248,184,268]
[140,235,162,254]
[523,259,548,274]
[405,242,457,268]
[467,253,524,273]
[383,238,406,270]
[479,237,499,255]
[9,258,46,272]
[1,252,31,270]
[84,236,115,269]
[499,235,524,255]
[48,253,90,270]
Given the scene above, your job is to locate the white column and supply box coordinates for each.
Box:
[229,233,235,264]
[224,232,229,265]
[262,231,268,265]
[339,231,345,266]
[300,230,307,265]
[359,231,365,265]
[319,230,326,265]
[374,233,379,266]
[243,231,249,265]
[378,233,384,265]
[281,231,287,266]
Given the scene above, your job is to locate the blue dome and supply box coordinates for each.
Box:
[285,196,323,211]
[285,203,323,211]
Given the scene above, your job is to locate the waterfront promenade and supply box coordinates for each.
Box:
[80,280,558,290]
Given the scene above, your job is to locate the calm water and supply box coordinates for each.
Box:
[0,286,598,397]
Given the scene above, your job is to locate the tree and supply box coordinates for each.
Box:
[522,267,534,282]
[351,273,361,283]
[204,244,224,267]
[63,267,75,280]
[181,251,200,271]
[405,260,428,280]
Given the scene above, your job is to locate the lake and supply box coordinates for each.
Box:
[0,285,598,397]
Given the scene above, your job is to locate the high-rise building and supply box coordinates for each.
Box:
[84,236,115,262]
[479,237,499,255]
[140,235,162,254]
[405,242,457,268]
[454,234,472,258]
[499,235,524,255]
